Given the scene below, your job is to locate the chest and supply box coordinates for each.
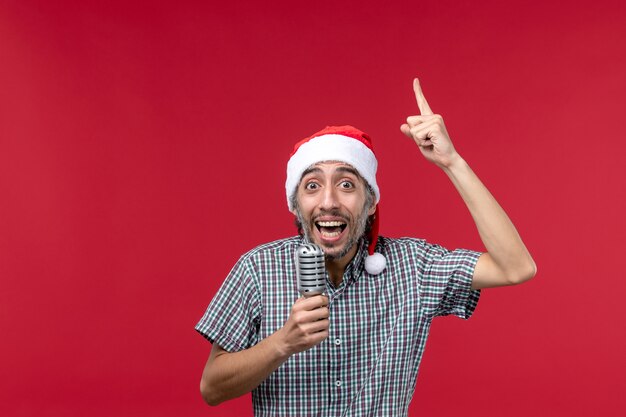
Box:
[259,267,431,371]
[256,268,432,411]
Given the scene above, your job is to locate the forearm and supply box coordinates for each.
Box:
[443,155,536,284]
[200,295,330,406]
[200,332,290,406]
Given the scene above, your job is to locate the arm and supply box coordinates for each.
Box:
[400,78,536,290]
[200,295,329,406]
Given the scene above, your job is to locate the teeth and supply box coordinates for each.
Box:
[320,230,342,237]
[317,221,345,227]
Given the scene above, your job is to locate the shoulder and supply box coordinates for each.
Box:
[242,236,301,256]
[237,236,302,265]
[378,235,437,253]
[379,235,481,274]
[378,236,468,263]
[221,237,301,289]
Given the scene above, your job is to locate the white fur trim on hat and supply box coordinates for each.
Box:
[286,134,380,210]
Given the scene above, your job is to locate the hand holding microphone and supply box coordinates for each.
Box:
[276,295,329,355]
[274,243,330,355]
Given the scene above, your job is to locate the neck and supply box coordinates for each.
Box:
[325,244,359,287]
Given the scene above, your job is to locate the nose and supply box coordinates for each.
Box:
[319,185,339,211]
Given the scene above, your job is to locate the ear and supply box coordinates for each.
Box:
[289,190,299,215]
[368,203,377,217]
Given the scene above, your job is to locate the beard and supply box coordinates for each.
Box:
[294,203,372,261]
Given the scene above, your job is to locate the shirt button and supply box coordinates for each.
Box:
[334,338,342,346]
[335,380,342,387]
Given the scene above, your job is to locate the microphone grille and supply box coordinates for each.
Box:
[296,243,326,297]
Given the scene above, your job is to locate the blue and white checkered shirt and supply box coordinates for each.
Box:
[196,236,481,416]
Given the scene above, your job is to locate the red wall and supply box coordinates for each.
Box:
[1,1,625,416]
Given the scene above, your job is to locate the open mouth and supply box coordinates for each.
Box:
[315,220,347,238]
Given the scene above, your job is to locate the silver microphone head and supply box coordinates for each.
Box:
[295,243,326,297]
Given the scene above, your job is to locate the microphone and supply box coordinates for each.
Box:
[295,243,326,297]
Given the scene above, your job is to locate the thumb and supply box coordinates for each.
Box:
[400,123,412,138]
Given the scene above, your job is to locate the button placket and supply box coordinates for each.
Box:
[329,287,346,395]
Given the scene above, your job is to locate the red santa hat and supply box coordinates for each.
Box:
[286,125,386,275]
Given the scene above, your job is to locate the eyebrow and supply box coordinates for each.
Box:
[335,166,360,177]
[301,166,323,178]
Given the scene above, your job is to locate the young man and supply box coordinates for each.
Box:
[196,79,536,416]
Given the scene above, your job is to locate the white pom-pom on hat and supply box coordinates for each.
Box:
[365,252,386,275]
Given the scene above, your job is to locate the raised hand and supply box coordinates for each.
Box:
[400,78,459,169]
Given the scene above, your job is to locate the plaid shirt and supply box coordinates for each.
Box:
[196,236,481,417]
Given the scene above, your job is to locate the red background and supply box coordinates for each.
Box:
[1,1,625,416]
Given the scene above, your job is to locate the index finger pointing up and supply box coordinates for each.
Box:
[413,78,433,115]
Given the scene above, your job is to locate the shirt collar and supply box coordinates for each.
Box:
[344,238,368,284]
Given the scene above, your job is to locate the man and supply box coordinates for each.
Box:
[196,78,536,416]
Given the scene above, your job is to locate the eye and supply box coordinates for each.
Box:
[305,182,319,190]
[339,181,354,189]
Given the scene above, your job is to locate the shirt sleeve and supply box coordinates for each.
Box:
[419,243,481,319]
[195,255,262,352]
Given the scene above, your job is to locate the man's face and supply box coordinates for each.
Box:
[292,161,376,262]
